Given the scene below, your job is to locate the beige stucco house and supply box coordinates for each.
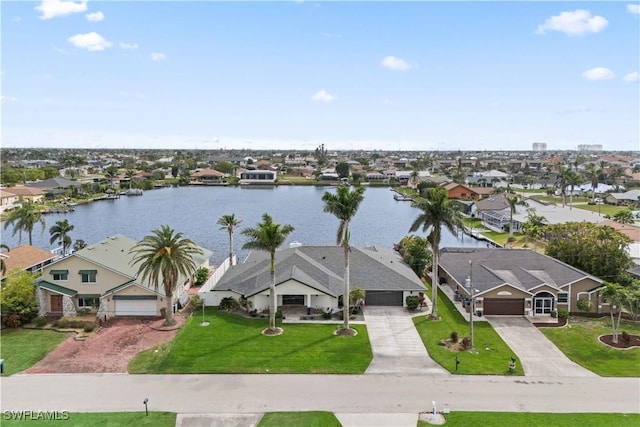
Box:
[438,248,609,318]
[36,235,212,319]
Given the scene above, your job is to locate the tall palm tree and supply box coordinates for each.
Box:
[125,169,136,190]
[49,219,74,256]
[322,186,365,332]
[584,164,602,202]
[554,166,571,208]
[241,214,295,333]
[3,201,45,245]
[507,195,519,239]
[409,187,464,318]
[130,225,203,326]
[218,214,242,265]
[1,244,9,276]
[566,170,581,210]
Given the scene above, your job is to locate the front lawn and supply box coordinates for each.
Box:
[573,203,628,217]
[0,328,70,376]
[1,412,175,427]
[540,316,640,377]
[418,412,640,427]
[258,411,341,427]
[129,309,372,374]
[413,284,524,375]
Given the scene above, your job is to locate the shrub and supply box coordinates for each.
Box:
[406,295,420,311]
[557,308,569,319]
[461,336,471,350]
[194,268,209,286]
[275,310,284,320]
[450,331,459,343]
[77,308,91,316]
[54,318,91,329]
[189,295,203,312]
[249,309,258,318]
[576,299,592,314]
[0,270,38,327]
[83,323,97,333]
[621,331,631,343]
[218,297,239,312]
[2,314,22,328]
[551,310,558,318]
[322,310,332,320]
[34,316,48,327]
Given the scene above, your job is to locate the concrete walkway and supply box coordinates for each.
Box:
[486,316,597,377]
[363,307,447,375]
[176,412,422,427]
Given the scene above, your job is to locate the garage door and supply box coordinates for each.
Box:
[483,298,524,315]
[114,298,157,316]
[365,291,403,306]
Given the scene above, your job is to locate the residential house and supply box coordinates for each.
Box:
[600,221,640,266]
[239,170,277,184]
[36,235,212,319]
[3,186,45,204]
[605,190,640,206]
[0,245,56,281]
[203,245,425,310]
[190,168,226,184]
[0,188,20,213]
[438,248,608,317]
[441,183,480,200]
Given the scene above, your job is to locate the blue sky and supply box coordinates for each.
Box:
[1,1,639,151]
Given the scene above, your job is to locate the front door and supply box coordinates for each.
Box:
[51,295,63,313]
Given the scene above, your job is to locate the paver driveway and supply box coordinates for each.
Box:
[364,307,446,375]
[486,316,597,377]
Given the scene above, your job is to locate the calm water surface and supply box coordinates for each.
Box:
[1,186,485,264]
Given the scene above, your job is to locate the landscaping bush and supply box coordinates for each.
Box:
[188,295,203,312]
[54,318,92,329]
[249,309,258,318]
[406,295,420,311]
[322,311,332,320]
[275,310,284,320]
[194,267,209,286]
[621,331,631,343]
[551,310,558,318]
[450,331,459,343]
[83,323,97,333]
[576,299,592,314]
[0,270,38,327]
[218,297,239,312]
[2,314,22,328]
[77,308,91,316]
[33,316,48,327]
[461,336,471,350]
[557,308,569,319]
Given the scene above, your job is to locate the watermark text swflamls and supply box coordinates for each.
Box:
[3,410,70,421]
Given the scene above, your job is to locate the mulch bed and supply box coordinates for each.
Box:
[533,318,567,328]
[598,334,640,349]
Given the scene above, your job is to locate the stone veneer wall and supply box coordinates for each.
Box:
[62,295,77,317]
[36,288,47,316]
[97,297,109,321]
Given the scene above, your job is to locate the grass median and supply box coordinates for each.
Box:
[413,284,524,375]
[129,309,372,374]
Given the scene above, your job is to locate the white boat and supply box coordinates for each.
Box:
[126,188,144,196]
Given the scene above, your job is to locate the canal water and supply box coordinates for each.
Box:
[1,186,486,264]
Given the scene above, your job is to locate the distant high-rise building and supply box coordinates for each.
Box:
[532,142,547,152]
[577,144,603,152]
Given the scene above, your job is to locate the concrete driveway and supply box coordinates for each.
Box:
[486,316,597,377]
[363,307,446,375]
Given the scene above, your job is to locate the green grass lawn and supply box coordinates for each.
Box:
[413,285,524,375]
[418,412,640,427]
[572,203,628,217]
[129,309,372,374]
[0,328,70,376]
[1,412,176,427]
[258,411,341,427]
[540,316,640,377]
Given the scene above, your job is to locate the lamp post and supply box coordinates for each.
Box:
[464,260,474,350]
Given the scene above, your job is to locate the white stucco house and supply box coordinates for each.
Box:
[202,245,426,310]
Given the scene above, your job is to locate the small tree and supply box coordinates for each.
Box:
[576,298,592,315]
[601,282,625,344]
[0,270,38,327]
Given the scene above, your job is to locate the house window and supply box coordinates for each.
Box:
[79,270,97,283]
[78,297,99,308]
[557,292,568,303]
[51,270,68,281]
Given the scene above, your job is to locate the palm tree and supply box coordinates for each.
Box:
[554,166,571,208]
[218,214,242,265]
[241,214,295,333]
[130,225,203,326]
[566,170,581,210]
[125,169,136,190]
[585,164,602,202]
[49,219,74,256]
[409,187,464,318]
[104,165,118,191]
[1,244,9,276]
[3,201,45,245]
[507,195,519,239]
[322,186,365,333]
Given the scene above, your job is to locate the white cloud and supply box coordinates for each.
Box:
[150,52,166,61]
[86,11,104,22]
[536,9,608,36]
[623,71,640,83]
[582,67,615,81]
[381,55,411,71]
[311,90,335,103]
[1,96,18,103]
[627,4,640,14]
[119,42,139,50]
[35,0,87,20]
[68,32,112,51]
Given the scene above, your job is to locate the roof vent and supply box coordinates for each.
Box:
[289,241,302,248]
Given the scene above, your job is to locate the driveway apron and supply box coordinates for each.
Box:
[486,316,597,377]
[364,307,447,375]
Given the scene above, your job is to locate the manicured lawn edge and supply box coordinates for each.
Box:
[0,412,176,427]
[0,328,71,376]
[540,316,640,377]
[418,411,640,427]
[413,284,524,375]
[258,411,341,427]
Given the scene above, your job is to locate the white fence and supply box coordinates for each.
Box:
[198,255,235,306]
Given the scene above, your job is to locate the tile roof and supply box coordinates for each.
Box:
[0,245,56,279]
[213,245,424,297]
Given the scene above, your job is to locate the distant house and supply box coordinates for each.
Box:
[239,170,277,184]
[2,186,45,204]
[36,235,212,318]
[600,221,640,265]
[366,172,388,182]
[203,245,425,309]
[190,169,225,184]
[441,183,480,200]
[25,177,83,199]
[605,190,640,206]
[438,248,608,317]
[0,245,56,281]
[0,189,20,213]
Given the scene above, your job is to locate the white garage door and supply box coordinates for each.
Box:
[115,299,157,316]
